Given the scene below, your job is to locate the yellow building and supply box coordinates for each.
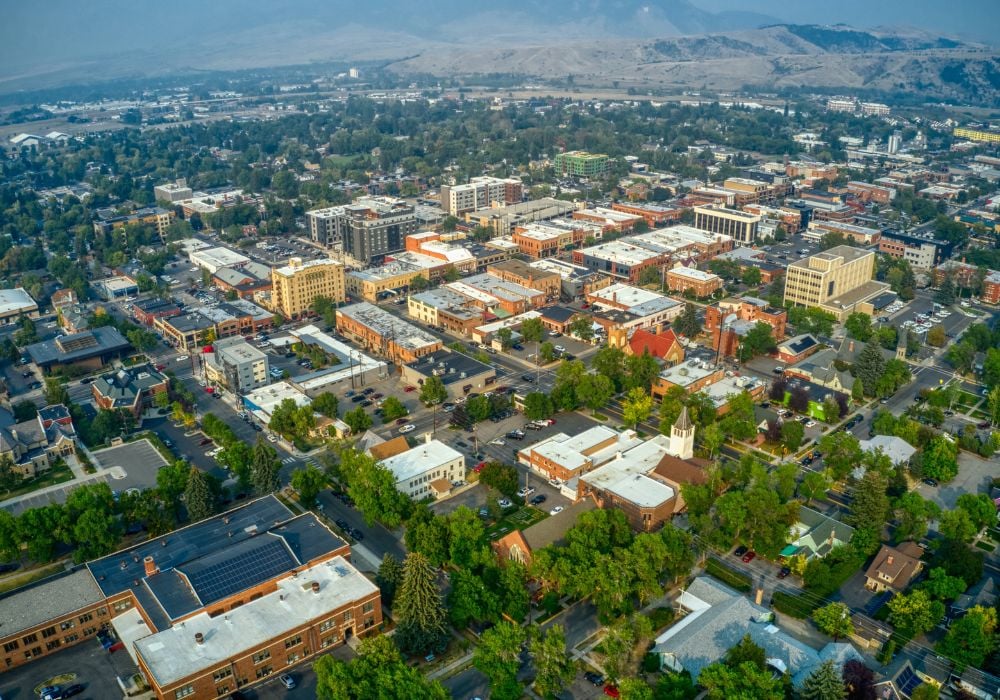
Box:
[954,127,1000,145]
[270,257,346,320]
[783,245,890,321]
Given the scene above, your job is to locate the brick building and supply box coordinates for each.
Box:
[704,296,788,358]
[665,264,723,297]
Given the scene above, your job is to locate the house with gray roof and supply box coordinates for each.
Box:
[781,506,855,560]
[653,576,863,686]
[0,403,77,479]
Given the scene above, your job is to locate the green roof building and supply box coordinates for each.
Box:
[554,150,610,179]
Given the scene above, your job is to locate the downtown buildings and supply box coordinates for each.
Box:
[307,196,418,264]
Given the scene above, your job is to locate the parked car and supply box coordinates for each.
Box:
[584,671,605,686]
[517,486,535,497]
[279,674,295,690]
[521,374,535,383]
[498,498,512,508]
[922,478,938,487]
[733,545,748,557]
[742,550,757,563]
[530,494,547,506]
[549,506,564,516]
[506,430,525,440]
[404,386,416,392]
[398,423,416,434]
[604,685,620,698]
[777,567,791,579]
[396,418,409,425]
[60,684,85,698]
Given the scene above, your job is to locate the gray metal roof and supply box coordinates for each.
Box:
[0,568,104,638]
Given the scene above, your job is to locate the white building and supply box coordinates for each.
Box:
[204,337,269,393]
[154,181,193,203]
[379,435,465,500]
[189,247,251,274]
[242,382,311,424]
[440,176,523,217]
[0,288,39,325]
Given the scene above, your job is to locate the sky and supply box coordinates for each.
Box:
[694,0,1000,40]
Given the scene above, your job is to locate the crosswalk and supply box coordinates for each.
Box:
[281,456,321,468]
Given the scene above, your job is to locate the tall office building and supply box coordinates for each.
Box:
[271,257,346,320]
[309,197,416,263]
[693,206,761,245]
[783,245,890,320]
[440,176,523,217]
[204,337,270,393]
[307,206,348,247]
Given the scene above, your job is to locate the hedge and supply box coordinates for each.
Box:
[772,590,817,619]
[704,558,752,592]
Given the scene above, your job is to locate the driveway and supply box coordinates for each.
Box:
[918,450,996,511]
[0,635,139,700]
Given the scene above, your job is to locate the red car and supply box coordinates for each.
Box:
[155,364,166,371]
[395,418,408,425]
[205,387,214,394]
[473,461,486,473]
[742,550,757,563]
[604,685,620,699]
[404,386,416,393]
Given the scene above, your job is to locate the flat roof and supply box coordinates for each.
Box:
[0,287,37,315]
[578,240,661,267]
[26,326,130,366]
[380,439,463,484]
[789,245,872,270]
[0,568,105,639]
[135,556,376,688]
[668,266,720,282]
[243,382,311,416]
[273,257,343,278]
[588,283,681,317]
[337,303,440,352]
[659,358,719,387]
[405,350,493,386]
[189,247,250,267]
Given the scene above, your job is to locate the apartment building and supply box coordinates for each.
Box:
[440,176,523,216]
[664,264,723,297]
[554,151,610,179]
[341,197,417,264]
[783,246,890,321]
[573,240,665,284]
[953,127,1000,145]
[878,230,953,270]
[336,302,442,364]
[153,181,193,203]
[805,220,883,246]
[585,283,683,332]
[610,202,682,228]
[487,260,561,299]
[465,198,579,236]
[371,434,465,500]
[0,287,39,325]
[693,205,761,245]
[271,257,346,320]
[204,337,270,393]
[307,206,349,247]
[93,206,175,241]
[704,296,788,358]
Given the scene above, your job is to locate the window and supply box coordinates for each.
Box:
[284,635,302,649]
[213,668,233,683]
[60,621,75,631]
[63,634,79,644]
[216,685,231,696]
[287,651,302,664]
[45,639,61,651]
[113,600,132,612]
[22,634,37,644]
[79,613,93,624]
[255,666,273,680]
[343,610,353,622]
[252,650,271,664]
[41,627,57,639]
[319,618,336,632]
[3,641,18,653]
[175,685,195,699]
[362,601,374,614]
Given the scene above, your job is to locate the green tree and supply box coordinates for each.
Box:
[313,635,448,700]
[380,396,409,422]
[955,492,996,531]
[673,303,701,338]
[854,343,886,397]
[739,322,777,361]
[496,326,514,349]
[183,467,215,522]
[569,315,594,341]
[933,538,984,588]
[250,437,281,495]
[344,406,373,434]
[520,317,544,343]
[530,624,575,699]
[291,465,326,508]
[799,469,833,505]
[523,392,554,420]
[622,387,654,430]
[312,392,339,418]
[848,469,889,530]
[700,422,725,459]
[479,462,520,499]
[910,685,939,700]
[577,373,616,411]
[921,436,959,482]
[812,602,854,641]
[339,448,411,528]
[781,420,805,451]
[893,492,940,543]
[539,341,558,363]
[939,508,977,542]
[936,605,997,670]
[624,351,661,392]
[800,660,847,700]
[601,614,654,681]
[698,661,783,700]
[742,266,762,287]
[419,376,448,406]
[887,589,944,638]
[12,399,37,422]
[43,377,69,406]
[654,671,697,700]
[852,378,864,402]
[394,552,449,656]
[474,621,527,700]
[376,553,404,607]
[921,567,968,601]
[844,313,873,341]
[156,459,191,515]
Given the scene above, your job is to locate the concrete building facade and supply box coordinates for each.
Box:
[693,206,761,245]
[270,257,346,320]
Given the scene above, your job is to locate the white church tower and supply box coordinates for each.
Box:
[670,406,695,461]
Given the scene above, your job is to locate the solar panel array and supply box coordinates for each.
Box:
[184,539,295,604]
[896,666,920,696]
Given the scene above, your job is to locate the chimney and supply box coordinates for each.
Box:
[887,556,894,565]
[195,632,204,645]
[755,588,764,606]
[143,556,158,577]
[311,581,320,594]
[848,341,854,353]
[425,432,433,444]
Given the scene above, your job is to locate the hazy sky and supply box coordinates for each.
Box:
[696,0,1000,40]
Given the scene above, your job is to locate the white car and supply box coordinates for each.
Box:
[198,380,207,387]
[267,434,278,443]
[398,424,416,434]
[517,486,535,497]
[554,345,566,353]
[176,355,189,362]
[961,301,971,308]
[805,420,817,428]
[549,506,564,516]
[498,498,512,508]
[488,438,506,446]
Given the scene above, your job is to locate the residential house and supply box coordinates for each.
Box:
[781,507,856,561]
[91,366,169,421]
[0,404,77,478]
[864,543,924,593]
[626,328,684,366]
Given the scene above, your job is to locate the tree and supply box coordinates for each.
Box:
[539,341,558,363]
[12,399,37,422]
[852,378,864,402]
[376,553,404,607]
[479,462,520,498]
[394,552,449,656]
[530,624,575,699]
[496,327,514,349]
[742,266,762,287]
[344,406,373,434]
[156,459,191,515]
[955,492,996,531]
[935,276,956,306]
[936,605,997,670]
[419,376,448,406]
[291,465,326,508]
[854,343,886,397]
[523,392,554,420]
[939,508,977,542]
[920,567,968,601]
[577,373,615,412]
[183,467,215,521]
[339,448,411,528]
[893,492,940,543]
[601,614,653,681]
[800,660,847,700]
[921,436,959,482]
[926,325,946,347]
[622,387,653,430]
[379,396,408,422]
[845,312,874,341]
[698,661,784,700]
[848,468,889,532]
[312,392,339,418]
[933,538,984,588]
[250,437,281,495]
[812,602,854,641]
[313,635,448,700]
[739,322,777,361]
[910,685,939,700]
[520,317,544,343]
[800,469,833,504]
[781,420,805,452]
[673,303,701,338]
[568,316,594,341]
[700,422,725,459]
[841,659,876,700]
[887,589,944,638]
[624,351,660,392]
[43,377,69,406]
[474,621,527,700]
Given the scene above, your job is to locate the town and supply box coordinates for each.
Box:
[0,78,999,700]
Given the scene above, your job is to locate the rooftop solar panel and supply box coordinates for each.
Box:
[182,538,295,605]
[897,666,920,696]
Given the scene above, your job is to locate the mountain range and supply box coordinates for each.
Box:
[0,1,997,104]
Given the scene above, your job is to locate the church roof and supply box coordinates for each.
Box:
[674,406,693,431]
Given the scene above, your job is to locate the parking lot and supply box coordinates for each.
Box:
[91,439,169,490]
[0,634,139,700]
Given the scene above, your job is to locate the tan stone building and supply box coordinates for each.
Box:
[270,257,346,320]
[783,245,890,321]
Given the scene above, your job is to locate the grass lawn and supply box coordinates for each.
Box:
[486,506,547,540]
[0,562,66,595]
[0,461,74,502]
[975,541,996,552]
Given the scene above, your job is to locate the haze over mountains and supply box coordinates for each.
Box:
[1,0,998,102]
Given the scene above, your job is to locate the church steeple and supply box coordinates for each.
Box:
[670,406,695,460]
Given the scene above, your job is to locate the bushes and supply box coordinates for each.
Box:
[704,558,752,592]
[772,591,818,619]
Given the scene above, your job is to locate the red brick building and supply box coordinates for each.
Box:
[704,296,788,358]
